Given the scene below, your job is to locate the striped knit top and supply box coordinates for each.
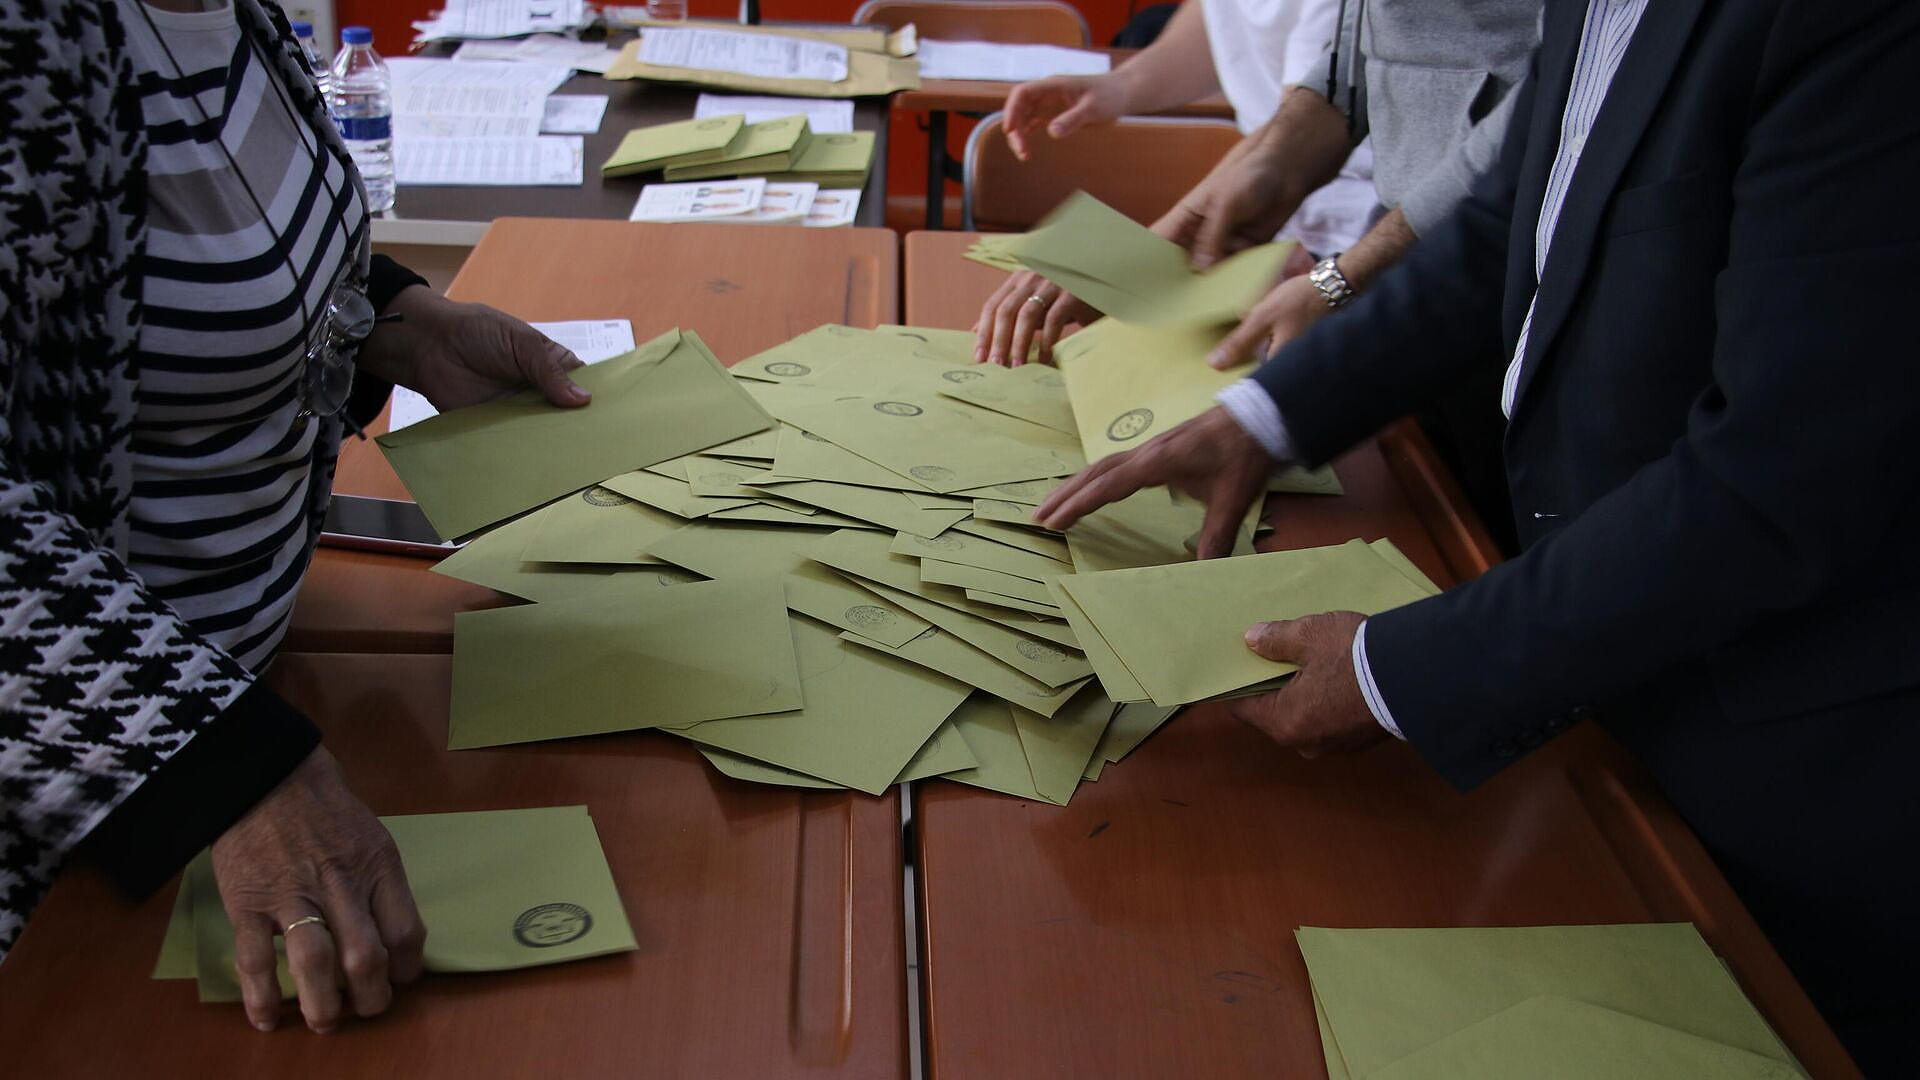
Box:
[116,0,366,669]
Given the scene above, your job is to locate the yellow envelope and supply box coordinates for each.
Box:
[1008,684,1117,805]
[780,393,1085,494]
[378,329,772,539]
[601,113,746,176]
[841,628,1091,718]
[448,577,802,748]
[935,361,1077,436]
[519,485,685,564]
[698,717,977,790]
[890,528,1071,582]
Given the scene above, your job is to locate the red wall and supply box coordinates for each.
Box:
[335,0,1153,226]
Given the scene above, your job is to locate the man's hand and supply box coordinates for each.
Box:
[1228,612,1385,757]
[210,747,426,1034]
[356,285,590,412]
[1003,75,1129,160]
[1206,265,1330,371]
[1035,406,1273,558]
[973,270,1097,367]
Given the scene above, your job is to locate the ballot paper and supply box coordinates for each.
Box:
[414,0,589,41]
[916,40,1112,82]
[1010,192,1293,326]
[388,319,636,433]
[1296,924,1804,1080]
[705,182,817,224]
[695,93,854,133]
[640,27,849,83]
[158,806,635,1000]
[378,328,773,539]
[387,57,572,139]
[630,178,768,222]
[454,33,620,73]
[540,94,609,134]
[395,135,583,186]
[802,188,861,227]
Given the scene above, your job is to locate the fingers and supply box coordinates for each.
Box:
[974,272,1031,362]
[320,883,394,1020]
[1244,617,1312,662]
[1005,285,1055,367]
[232,913,287,1032]
[1035,450,1162,531]
[987,275,1051,366]
[1037,295,1081,364]
[1206,310,1277,371]
[279,903,345,1034]
[1047,95,1102,140]
[1282,242,1317,278]
[533,341,590,407]
[1189,189,1237,271]
[1195,490,1254,560]
[370,868,428,985]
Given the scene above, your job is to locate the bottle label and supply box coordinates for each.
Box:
[334,115,391,142]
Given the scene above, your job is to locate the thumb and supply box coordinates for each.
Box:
[1244,618,1311,662]
[535,343,590,407]
[1206,316,1270,371]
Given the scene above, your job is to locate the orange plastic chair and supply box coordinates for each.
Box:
[963,111,1244,231]
[853,0,1090,47]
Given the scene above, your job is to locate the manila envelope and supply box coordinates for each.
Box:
[663,115,811,181]
[644,520,929,647]
[676,615,972,795]
[771,423,937,492]
[433,507,662,603]
[951,518,1072,562]
[173,806,636,1001]
[919,559,1059,605]
[601,112,745,176]
[698,717,977,790]
[935,362,1077,436]
[379,329,772,539]
[841,627,1090,718]
[965,589,1064,618]
[1008,684,1117,806]
[854,580,1091,688]
[780,394,1084,494]
[448,577,801,748]
[890,528,1071,582]
[1055,540,1432,706]
[1297,924,1802,1080]
[519,485,685,564]
[751,479,969,538]
[732,324,955,393]
[604,37,919,98]
[1010,192,1292,327]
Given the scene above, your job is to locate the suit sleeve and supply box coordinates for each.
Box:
[1364,1,1920,789]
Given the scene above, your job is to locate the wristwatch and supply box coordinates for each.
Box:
[1307,254,1356,310]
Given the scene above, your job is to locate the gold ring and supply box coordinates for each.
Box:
[1025,294,1047,305]
[284,915,328,936]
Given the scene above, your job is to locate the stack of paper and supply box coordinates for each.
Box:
[916,40,1111,82]
[742,130,875,189]
[629,180,829,225]
[453,33,619,73]
[386,58,584,186]
[601,113,748,177]
[414,0,589,43]
[605,24,920,98]
[155,807,636,1001]
[664,115,813,180]
[695,93,854,133]
[1298,924,1806,1079]
[1051,539,1438,705]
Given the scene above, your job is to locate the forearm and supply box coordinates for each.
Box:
[1106,0,1223,115]
[1329,208,1414,290]
[1252,87,1361,218]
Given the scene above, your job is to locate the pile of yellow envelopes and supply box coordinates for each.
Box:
[381,319,1424,804]
[155,807,636,1001]
[1298,923,1806,1078]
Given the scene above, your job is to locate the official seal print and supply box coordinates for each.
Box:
[1016,639,1068,663]
[942,368,984,383]
[912,532,966,551]
[581,486,634,507]
[845,604,896,628]
[763,361,811,377]
[910,465,956,483]
[514,903,593,948]
[874,401,924,417]
[1107,408,1154,442]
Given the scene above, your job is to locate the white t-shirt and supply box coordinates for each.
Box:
[1199,0,1379,255]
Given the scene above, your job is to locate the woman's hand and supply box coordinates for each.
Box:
[357,285,590,412]
[972,270,1098,367]
[1002,74,1130,160]
[210,746,425,1034]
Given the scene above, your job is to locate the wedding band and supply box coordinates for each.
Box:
[284,915,327,936]
[1025,294,1047,305]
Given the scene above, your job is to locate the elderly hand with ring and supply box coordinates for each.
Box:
[971,270,1099,367]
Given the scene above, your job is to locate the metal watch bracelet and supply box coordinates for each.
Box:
[1307,255,1356,310]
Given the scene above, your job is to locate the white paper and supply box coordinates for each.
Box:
[387,58,571,140]
[630,178,769,222]
[387,319,637,432]
[710,181,818,224]
[454,34,619,73]
[916,40,1111,82]
[414,0,589,42]
[802,188,860,228]
[395,136,584,186]
[694,93,854,134]
[388,57,574,95]
[638,27,849,83]
[540,94,609,134]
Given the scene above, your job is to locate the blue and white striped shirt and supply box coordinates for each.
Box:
[1218,0,1652,739]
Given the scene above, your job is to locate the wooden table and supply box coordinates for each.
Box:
[900,231,1860,1079]
[0,652,910,1077]
[893,49,1236,231]
[286,218,901,653]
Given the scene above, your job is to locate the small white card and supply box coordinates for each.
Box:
[387,319,637,432]
[802,188,861,228]
[394,135,584,186]
[629,178,769,222]
[540,94,610,134]
[710,182,819,224]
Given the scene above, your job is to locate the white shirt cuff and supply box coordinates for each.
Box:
[1353,619,1405,740]
[1215,379,1296,462]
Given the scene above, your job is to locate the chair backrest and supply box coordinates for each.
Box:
[853,0,1090,47]
[963,112,1244,232]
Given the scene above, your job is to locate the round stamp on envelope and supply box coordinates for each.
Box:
[942,369,984,383]
[762,361,811,377]
[581,487,634,507]
[874,401,924,417]
[1106,408,1154,442]
[845,604,896,629]
[514,903,593,948]
[1016,640,1068,664]
[909,465,956,484]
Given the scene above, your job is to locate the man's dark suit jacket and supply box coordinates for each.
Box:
[1252,0,1919,1067]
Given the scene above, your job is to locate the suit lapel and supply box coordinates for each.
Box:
[1505,1,1592,342]
[1507,0,1710,419]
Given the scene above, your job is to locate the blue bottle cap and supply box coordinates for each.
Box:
[341,25,373,45]
[290,20,313,37]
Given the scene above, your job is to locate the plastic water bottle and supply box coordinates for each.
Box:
[328,26,395,213]
[290,20,330,100]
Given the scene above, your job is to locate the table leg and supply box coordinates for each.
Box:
[926,109,949,231]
